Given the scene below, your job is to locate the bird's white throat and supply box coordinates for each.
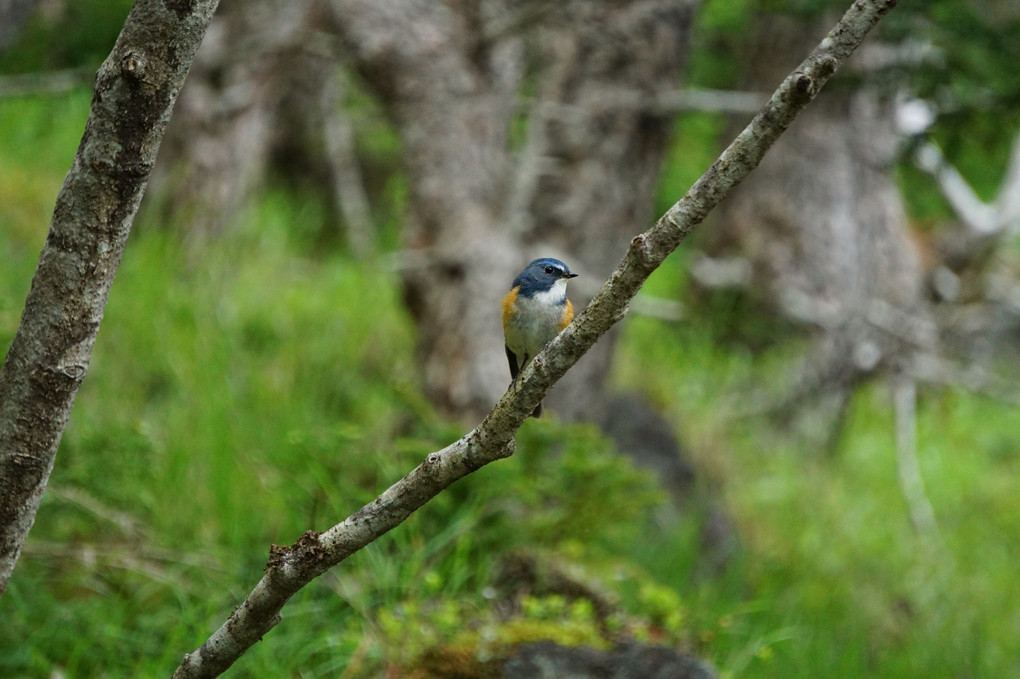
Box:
[532,278,568,306]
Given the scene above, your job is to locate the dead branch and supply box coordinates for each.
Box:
[892,376,941,538]
[914,130,1020,237]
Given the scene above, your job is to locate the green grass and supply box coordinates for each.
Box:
[3,78,1020,679]
[1,203,673,676]
[613,299,1020,679]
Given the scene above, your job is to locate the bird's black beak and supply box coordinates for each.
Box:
[565,272,578,279]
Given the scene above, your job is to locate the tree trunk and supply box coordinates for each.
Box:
[516,1,696,421]
[145,0,698,420]
[0,0,219,597]
[329,0,698,420]
[705,10,930,431]
[326,0,526,418]
[148,0,330,235]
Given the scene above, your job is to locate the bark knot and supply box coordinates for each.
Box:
[816,56,838,80]
[629,232,657,265]
[165,0,196,19]
[266,543,286,571]
[497,439,516,459]
[120,51,147,81]
[58,364,88,381]
[267,530,327,571]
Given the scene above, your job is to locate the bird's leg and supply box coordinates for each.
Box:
[509,355,529,393]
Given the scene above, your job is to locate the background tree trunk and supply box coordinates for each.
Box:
[327,0,699,420]
[326,0,528,418]
[150,0,699,422]
[515,1,696,422]
[704,10,931,436]
[148,0,329,235]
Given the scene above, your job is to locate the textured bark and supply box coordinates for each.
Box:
[170,2,898,676]
[0,0,219,597]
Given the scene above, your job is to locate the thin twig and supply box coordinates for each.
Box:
[914,130,1020,237]
[47,485,145,540]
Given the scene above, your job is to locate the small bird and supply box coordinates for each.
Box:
[502,257,578,417]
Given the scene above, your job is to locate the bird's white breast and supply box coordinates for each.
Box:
[505,279,568,360]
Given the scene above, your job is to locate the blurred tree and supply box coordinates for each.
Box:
[147,0,332,236]
[507,2,696,422]
[692,0,1020,439]
[893,0,1020,369]
[153,0,701,424]
[327,0,699,420]
[695,4,932,441]
[0,0,40,55]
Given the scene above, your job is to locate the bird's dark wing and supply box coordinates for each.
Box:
[505,345,520,380]
[505,345,541,417]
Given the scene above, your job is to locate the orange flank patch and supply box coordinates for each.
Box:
[559,299,574,331]
[502,286,519,329]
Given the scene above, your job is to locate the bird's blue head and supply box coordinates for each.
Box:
[512,258,578,299]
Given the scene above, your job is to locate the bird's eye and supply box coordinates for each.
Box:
[545,266,555,275]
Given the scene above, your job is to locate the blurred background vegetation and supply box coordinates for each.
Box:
[2,0,1019,677]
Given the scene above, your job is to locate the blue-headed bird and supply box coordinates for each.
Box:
[501,258,578,418]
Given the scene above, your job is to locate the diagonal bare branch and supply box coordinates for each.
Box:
[169,1,899,677]
[0,0,221,598]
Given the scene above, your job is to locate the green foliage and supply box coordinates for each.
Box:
[887,0,1020,208]
[656,113,728,216]
[686,0,753,89]
[614,304,1020,679]
[0,88,93,357]
[0,90,91,245]
[890,0,1020,115]
[0,0,133,74]
[0,104,673,674]
[323,422,670,673]
[688,0,1020,222]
